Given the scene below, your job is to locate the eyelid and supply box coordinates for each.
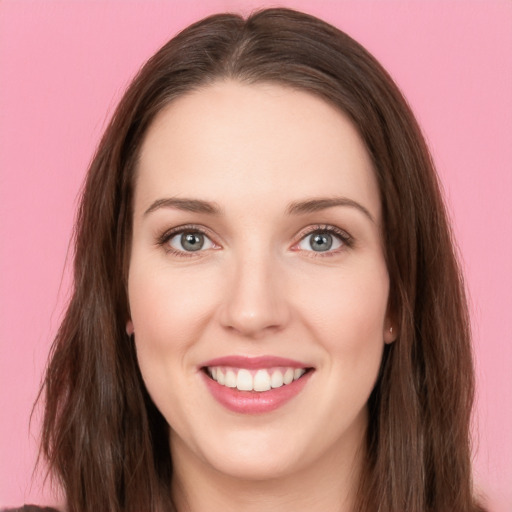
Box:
[156,224,221,256]
[156,223,353,257]
[291,224,353,254]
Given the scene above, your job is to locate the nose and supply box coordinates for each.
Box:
[219,250,290,338]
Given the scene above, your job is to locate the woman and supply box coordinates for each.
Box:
[8,7,485,512]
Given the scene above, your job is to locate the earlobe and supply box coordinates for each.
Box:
[126,320,134,336]
[384,324,397,344]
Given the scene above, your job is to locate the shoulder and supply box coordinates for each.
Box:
[1,506,61,512]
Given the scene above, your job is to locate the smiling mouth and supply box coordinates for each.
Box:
[202,366,313,392]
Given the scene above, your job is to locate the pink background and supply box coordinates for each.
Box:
[1,1,511,510]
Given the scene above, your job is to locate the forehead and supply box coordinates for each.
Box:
[136,80,380,221]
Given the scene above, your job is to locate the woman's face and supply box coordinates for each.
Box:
[128,81,395,482]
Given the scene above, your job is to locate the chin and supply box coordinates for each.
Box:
[180,424,311,481]
[207,449,304,482]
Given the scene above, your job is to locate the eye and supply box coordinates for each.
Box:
[167,230,216,253]
[295,227,350,253]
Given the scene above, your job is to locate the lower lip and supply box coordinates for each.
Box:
[201,370,313,414]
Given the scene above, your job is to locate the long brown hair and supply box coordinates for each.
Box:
[38,8,485,512]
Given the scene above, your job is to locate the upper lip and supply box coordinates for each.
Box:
[200,355,312,370]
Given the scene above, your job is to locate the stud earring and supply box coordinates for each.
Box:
[389,326,393,334]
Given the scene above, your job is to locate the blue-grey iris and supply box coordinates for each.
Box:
[181,232,204,251]
[310,233,332,252]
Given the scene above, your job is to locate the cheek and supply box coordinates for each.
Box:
[128,260,217,347]
[294,263,389,343]
[127,261,220,418]
[292,261,389,403]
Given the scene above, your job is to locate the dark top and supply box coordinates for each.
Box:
[1,506,60,512]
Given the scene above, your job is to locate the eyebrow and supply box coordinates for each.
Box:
[144,197,222,216]
[286,197,375,223]
[144,196,374,223]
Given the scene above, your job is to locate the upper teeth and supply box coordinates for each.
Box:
[207,366,306,392]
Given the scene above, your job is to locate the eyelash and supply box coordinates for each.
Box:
[157,224,353,258]
[293,225,354,256]
[156,224,217,258]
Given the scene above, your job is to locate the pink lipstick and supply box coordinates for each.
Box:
[200,355,314,414]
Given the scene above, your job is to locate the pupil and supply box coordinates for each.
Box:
[181,232,204,251]
[311,233,332,251]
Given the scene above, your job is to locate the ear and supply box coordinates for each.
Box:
[384,322,397,344]
[126,320,134,336]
